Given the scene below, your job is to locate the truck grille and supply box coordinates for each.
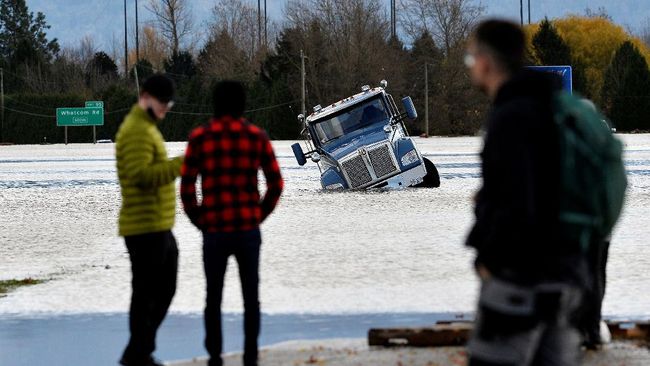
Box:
[368,144,398,178]
[341,155,372,188]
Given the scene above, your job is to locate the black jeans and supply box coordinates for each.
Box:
[203,229,261,366]
[121,230,178,364]
[578,239,610,344]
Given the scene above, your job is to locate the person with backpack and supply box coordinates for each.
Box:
[180,81,284,366]
[464,19,626,365]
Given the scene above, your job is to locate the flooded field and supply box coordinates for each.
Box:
[1,136,650,318]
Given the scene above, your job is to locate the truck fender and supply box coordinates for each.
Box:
[321,168,347,190]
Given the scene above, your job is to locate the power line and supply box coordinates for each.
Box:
[246,99,298,112]
[4,106,55,118]
[4,95,56,110]
[4,98,298,120]
[3,106,132,119]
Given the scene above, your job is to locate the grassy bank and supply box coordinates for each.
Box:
[0,278,45,297]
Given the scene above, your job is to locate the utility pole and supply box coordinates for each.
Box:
[135,0,139,62]
[134,65,141,96]
[390,0,397,39]
[124,0,128,76]
[424,64,428,137]
[0,68,4,143]
[301,50,306,118]
[528,0,531,24]
[257,0,261,49]
[519,0,524,26]
[264,0,268,49]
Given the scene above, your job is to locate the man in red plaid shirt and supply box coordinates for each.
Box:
[180,80,283,366]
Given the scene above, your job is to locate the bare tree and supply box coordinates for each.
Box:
[128,25,168,70]
[398,0,486,134]
[146,0,194,56]
[284,0,394,103]
[398,0,483,55]
[641,17,650,47]
[210,0,259,60]
[78,36,97,64]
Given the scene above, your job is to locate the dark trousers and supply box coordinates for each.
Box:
[203,229,261,366]
[578,239,610,344]
[121,230,178,364]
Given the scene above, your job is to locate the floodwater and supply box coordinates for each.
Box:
[1,136,650,317]
[1,136,650,364]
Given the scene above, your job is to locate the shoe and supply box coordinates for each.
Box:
[582,333,603,350]
[119,356,164,366]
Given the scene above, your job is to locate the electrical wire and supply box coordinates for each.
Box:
[2,99,298,119]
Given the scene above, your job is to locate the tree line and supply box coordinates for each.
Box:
[1,0,650,144]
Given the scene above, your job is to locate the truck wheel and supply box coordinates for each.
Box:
[415,157,440,188]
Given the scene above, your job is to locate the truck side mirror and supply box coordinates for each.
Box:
[292,143,307,166]
[402,96,417,120]
[297,114,305,124]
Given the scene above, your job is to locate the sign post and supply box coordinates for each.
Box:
[85,101,104,144]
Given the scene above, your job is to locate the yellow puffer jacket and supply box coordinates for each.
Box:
[115,104,183,236]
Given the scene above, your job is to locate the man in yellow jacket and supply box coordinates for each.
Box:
[115,74,182,366]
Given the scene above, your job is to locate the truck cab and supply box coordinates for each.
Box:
[292,81,439,190]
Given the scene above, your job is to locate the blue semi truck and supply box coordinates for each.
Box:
[291,81,440,190]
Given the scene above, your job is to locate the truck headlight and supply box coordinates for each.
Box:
[325,183,344,190]
[400,149,419,166]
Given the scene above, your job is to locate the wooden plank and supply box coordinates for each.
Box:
[368,321,650,348]
[368,322,472,347]
[607,322,650,341]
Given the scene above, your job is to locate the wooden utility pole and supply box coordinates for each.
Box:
[528,0,531,24]
[135,0,139,62]
[0,68,4,143]
[424,64,428,137]
[520,0,524,26]
[264,0,267,48]
[257,0,261,49]
[390,0,397,39]
[301,50,306,118]
[124,0,128,75]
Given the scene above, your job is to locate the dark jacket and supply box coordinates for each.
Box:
[466,70,586,286]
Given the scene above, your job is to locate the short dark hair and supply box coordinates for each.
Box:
[141,74,175,103]
[212,80,246,119]
[473,19,525,74]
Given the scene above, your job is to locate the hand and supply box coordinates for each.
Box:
[477,264,491,280]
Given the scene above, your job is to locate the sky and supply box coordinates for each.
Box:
[23,0,650,52]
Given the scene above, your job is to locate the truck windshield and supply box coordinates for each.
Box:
[312,97,388,145]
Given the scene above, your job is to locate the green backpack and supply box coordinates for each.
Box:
[553,92,627,250]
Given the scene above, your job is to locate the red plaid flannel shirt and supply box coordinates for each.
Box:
[180,116,284,232]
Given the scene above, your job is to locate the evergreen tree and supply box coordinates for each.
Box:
[407,31,442,135]
[164,51,197,82]
[0,0,59,67]
[87,52,118,78]
[250,29,302,139]
[129,59,154,86]
[532,18,587,95]
[601,41,650,131]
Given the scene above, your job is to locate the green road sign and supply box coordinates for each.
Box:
[56,107,104,126]
[85,101,104,109]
